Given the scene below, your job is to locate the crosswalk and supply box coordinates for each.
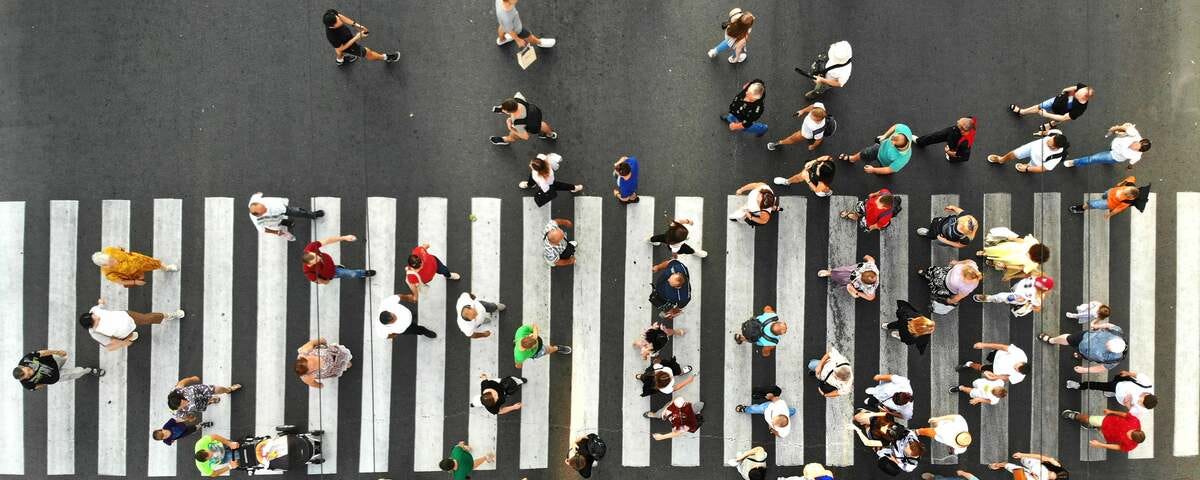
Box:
[0,192,1195,477]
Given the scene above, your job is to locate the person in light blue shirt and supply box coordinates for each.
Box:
[733,306,788,357]
[1040,321,1126,373]
[612,156,639,204]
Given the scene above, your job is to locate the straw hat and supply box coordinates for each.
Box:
[827,41,852,64]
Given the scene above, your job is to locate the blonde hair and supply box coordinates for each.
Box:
[91,251,111,267]
[961,264,983,281]
[958,215,979,240]
[907,316,936,336]
[810,107,827,121]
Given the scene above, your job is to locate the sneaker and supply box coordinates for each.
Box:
[648,236,661,246]
[707,48,718,59]
[281,231,297,241]
[680,365,694,375]
[1065,380,1081,390]
[199,421,214,428]
[385,52,401,63]
[128,332,139,342]
[912,135,920,143]
[725,458,739,467]
[1061,409,1080,420]
[1069,205,1085,214]
[538,38,556,48]
[643,411,658,419]
[1063,159,1076,168]
[496,33,513,46]
[163,264,179,272]
[496,303,507,311]
[881,321,891,330]
[489,136,509,145]
[556,345,572,355]
[571,185,584,193]
[313,210,326,218]
[1065,311,1079,319]
[767,142,779,151]
[166,309,186,321]
[568,240,578,247]
[956,361,974,372]
[973,294,988,303]
[423,330,438,339]
[949,386,960,393]
[449,272,462,280]
[337,55,358,66]
[492,105,505,114]
[93,368,106,377]
[364,270,377,277]
[729,52,747,63]
[916,227,930,237]
[518,181,531,189]
[773,176,790,186]
[538,131,558,140]
[695,249,708,258]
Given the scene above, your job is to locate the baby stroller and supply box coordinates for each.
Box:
[232,425,323,474]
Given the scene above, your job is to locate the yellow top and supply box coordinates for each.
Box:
[982,235,1042,279]
[101,246,162,282]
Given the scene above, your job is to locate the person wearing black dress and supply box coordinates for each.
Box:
[476,372,527,415]
[882,300,935,354]
[565,433,606,478]
[636,356,695,397]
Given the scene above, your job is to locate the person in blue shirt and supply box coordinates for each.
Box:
[612,156,639,204]
[1039,320,1127,374]
[152,417,212,446]
[651,258,691,320]
[733,306,788,357]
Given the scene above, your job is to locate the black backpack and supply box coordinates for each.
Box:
[740,315,778,344]
[585,434,607,460]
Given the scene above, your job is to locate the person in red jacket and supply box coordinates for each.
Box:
[402,243,461,302]
[840,189,900,232]
[301,235,375,284]
[1061,408,1146,453]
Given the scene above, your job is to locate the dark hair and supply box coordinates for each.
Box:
[1143,394,1158,410]
[1015,363,1027,374]
[1131,430,1146,443]
[1097,304,1111,319]
[407,254,423,269]
[653,370,672,389]
[78,312,94,329]
[1050,133,1070,150]
[480,392,498,408]
[1045,463,1069,478]
[500,99,519,112]
[747,466,767,480]
[11,367,26,380]
[892,392,912,406]
[167,391,184,410]
[615,162,631,176]
[194,450,211,462]
[877,194,895,208]
[665,223,689,244]
[294,358,310,376]
[908,441,925,457]
[1138,139,1151,152]
[812,159,836,183]
[438,458,455,471]
[1028,244,1052,263]
[322,9,339,27]
[567,454,587,471]
[379,311,394,325]
[152,429,168,441]
[725,12,755,39]
[759,190,778,210]
[530,157,550,175]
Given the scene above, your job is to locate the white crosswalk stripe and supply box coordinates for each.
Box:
[775,196,807,466]
[878,195,908,377]
[825,195,857,467]
[980,193,1012,465]
[308,197,340,474]
[621,197,654,467]
[203,198,235,446]
[413,197,449,472]
[723,196,753,464]
[253,200,288,475]
[1128,193,1156,459]
[928,194,959,465]
[147,199,182,477]
[98,199,130,477]
[1081,193,1111,462]
[1175,193,1200,457]
[48,201,78,476]
[520,197,551,469]
[359,197,396,473]
[0,202,25,476]
[569,196,603,453]
[672,197,703,466]
[467,197,502,468]
[1031,192,1062,457]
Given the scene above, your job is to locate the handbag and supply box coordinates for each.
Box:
[517,45,537,70]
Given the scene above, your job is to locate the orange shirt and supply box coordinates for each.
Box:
[1106,176,1137,215]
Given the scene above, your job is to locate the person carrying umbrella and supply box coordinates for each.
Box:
[1069,176,1149,219]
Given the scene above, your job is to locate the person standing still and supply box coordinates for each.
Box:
[495,0,556,48]
[322,9,399,66]
[707,8,755,63]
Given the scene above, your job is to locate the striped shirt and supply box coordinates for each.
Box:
[542,220,568,265]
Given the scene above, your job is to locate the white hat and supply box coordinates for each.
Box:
[728,7,744,18]
[827,41,852,64]
[803,462,834,479]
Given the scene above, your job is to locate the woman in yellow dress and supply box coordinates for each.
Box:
[977,227,1050,281]
[92,246,178,288]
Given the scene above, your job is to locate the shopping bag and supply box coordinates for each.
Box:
[517,46,537,70]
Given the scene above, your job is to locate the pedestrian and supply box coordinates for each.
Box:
[726,445,768,480]
[803,40,853,100]
[733,305,788,357]
[997,452,1069,480]
[723,80,767,136]
[491,96,558,145]
[1064,122,1150,169]
[636,356,695,397]
[767,103,831,151]
[1066,300,1110,323]
[152,417,212,446]
[376,294,436,342]
[951,377,1007,407]
[987,128,1070,173]
[818,254,880,302]
[477,372,526,415]
[839,188,901,232]
[246,192,323,242]
[728,181,780,226]
[849,409,923,474]
[401,243,461,302]
[838,123,915,175]
[1068,175,1142,219]
[1060,408,1145,453]
[456,292,505,339]
[707,8,755,63]
[914,414,972,456]
[649,217,708,258]
[439,440,495,480]
[648,396,704,441]
[882,300,934,354]
[92,246,178,288]
[1065,370,1157,417]
[734,386,796,438]
[513,323,570,369]
[543,218,578,267]
[565,433,605,478]
[612,156,639,204]
[322,9,399,66]
[987,458,1050,480]
[1038,321,1127,374]
[919,259,983,310]
[915,117,978,162]
[808,347,853,398]
[294,337,353,389]
[978,227,1050,280]
[168,376,241,423]
[520,153,584,207]
[649,257,692,320]
[959,342,1028,385]
[193,433,239,477]
[495,0,556,49]
[800,462,836,480]
[917,204,978,248]
[921,472,980,480]
[865,373,914,420]
[973,275,1054,317]
[633,322,682,360]
[80,298,184,351]
[301,234,376,285]
[1009,83,1094,129]
[13,349,102,391]
[773,155,836,197]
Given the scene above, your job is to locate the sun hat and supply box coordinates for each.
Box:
[803,462,834,479]
[827,41,852,64]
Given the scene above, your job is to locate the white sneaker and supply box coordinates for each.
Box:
[1065,311,1079,319]
[449,273,462,281]
[280,231,296,242]
[766,142,778,151]
[916,227,930,236]
[648,236,660,246]
[163,264,179,272]
[568,240,578,247]
[538,38,556,48]
[166,309,185,321]
[1063,160,1076,168]
[728,212,742,220]
[518,181,531,189]
[773,176,790,186]
[695,250,708,258]
[496,33,513,46]
[707,49,718,59]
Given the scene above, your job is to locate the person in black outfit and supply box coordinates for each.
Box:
[882,301,934,355]
[476,373,527,415]
[13,349,102,391]
[491,96,558,145]
[723,79,767,136]
[1010,82,1093,129]
[915,204,978,249]
[915,117,977,162]
[565,433,605,478]
[323,9,400,66]
[649,217,707,258]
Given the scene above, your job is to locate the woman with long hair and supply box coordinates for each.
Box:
[707,8,755,63]
[883,300,935,354]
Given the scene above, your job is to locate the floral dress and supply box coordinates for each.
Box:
[307,344,353,379]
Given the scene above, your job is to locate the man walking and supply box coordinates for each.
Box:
[169,376,241,424]
[1038,321,1127,374]
[1060,408,1146,453]
[302,234,376,284]
[724,79,767,136]
[513,323,570,369]
[13,349,102,391]
[734,385,797,438]
[491,95,558,145]
[80,298,184,351]
[402,243,461,302]
[1066,370,1157,416]
[246,192,323,241]
[803,40,852,100]
[322,9,399,66]
[865,373,914,420]
[495,0,556,49]
[732,305,787,357]
[456,292,505,339]
[440,440,494,480]
[1064,123,1150,169]
[838,123,914,175]
[958,342,1028,385]
[973,275,1054,317]
[543,218,578,267]
[378,293,437,339]
[648,396,704,441]
[987,128,1070,173]
[153,417,212,446]
[915,116,977,162]
[650,257,692,320]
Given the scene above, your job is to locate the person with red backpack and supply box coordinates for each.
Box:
[840,189,901,232]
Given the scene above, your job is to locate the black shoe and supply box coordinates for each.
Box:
[949,386,961,393]
[956,362,974,372]
[313,210,325,218]
[1069,205,1085,214]
[364,270,377,277]
[94,368,106,377]
[492,105,504,114]
[489,136,510,146]
[385,52,401,63]
[423,330,438,339]
[280,219,296,228]
[337,55,358,66]
[538,131,558,141]
[200,421,214,428]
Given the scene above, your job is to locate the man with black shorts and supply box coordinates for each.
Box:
[490,95,558,145]
[495,0,556,49]
[323,9,399,66]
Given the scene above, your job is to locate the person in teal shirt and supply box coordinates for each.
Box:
[839,123,914,175]
[513,323,571,368]
[194,434,238,476]
[439,441,494,479]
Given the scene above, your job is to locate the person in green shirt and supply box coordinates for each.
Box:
[838,123,914,175]
[439,441,494,479]
[513,323,571,369]
[194,433,239,476]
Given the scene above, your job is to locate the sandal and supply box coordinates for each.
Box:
[1040,121,1057,131]
[987,154,1002,164]
[836,153,852,162]
[838,211,856,220]
[1008,104,1021,115]
[1037,333,1054,344]
[228,383,242,393]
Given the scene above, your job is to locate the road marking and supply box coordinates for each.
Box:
[1175,193,1200,457]
[254,199,288,466]
[413,197,449,472]
[1128,193,1156,459]
[1081,194,1110,462]
[203,198,234,445]
[672,197,704,466]
[825,195,857,466]
[309,197,340,474]
[980,193,1011,465]
[879,195,908,377]
[621,196,654,466]
[569,197,603,448]
[1031,193,1061,457]
[468,198,502,468]
[928,195,959,465]
[723,196,753,465]
[776,196,806,465]
[47,201,77,475]
[98,199,129,477]
[359,197,396,472]
[0,202,24,476]
[147,199,182,477]
[520,197,550,469]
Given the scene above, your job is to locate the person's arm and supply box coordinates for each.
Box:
[554,218,574,228]
[1105,203,1131,219]
[795,104,815,117]
[734,182,761,195]
[36,349,65,357]
[302,375,323,389]
[1104,408,1128,417]
[982,371,1004,381]
[969,398,990,406]
[104,337,132,351]
[847,424,883,447]
[404,276,421,303]
[873,373,893,382]
[936,235,966,248]
[1074,364,1110,374]
[553,257,576,267]
[508,118,531,140]
[297,338,320,354]
[1038,110,1072,122]
[947,291,969,305]
[174,376,200,389]
[877,124,898,141]
[319,234,356,246]
[823,389,841,398]
[1089,439,1123,451]
[815,75,843,88]
[863,165,895,175]
[672,375,696,392]
[651,258,673,272]
[497,402,523,415]
[815,352,831,372]
[974,342,1006,351]
[653,430,684,441]
[1108,123,1129,135]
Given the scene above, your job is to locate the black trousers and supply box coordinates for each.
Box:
[1078,372,1138,392]
[649,234,696,255]
[284,205,320,219]
[401,322,435,337]
[752,385,782,402]
[915,125,956,148]
[525,177,577,192]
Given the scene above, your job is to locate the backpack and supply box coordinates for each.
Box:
[585,434,607,459]
[739,314,778,343]
[823,116,838,137]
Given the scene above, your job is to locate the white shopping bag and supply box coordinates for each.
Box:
[517,46,537,70]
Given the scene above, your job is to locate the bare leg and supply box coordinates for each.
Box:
[1049,334,1071,346]
[1018,105,1040,116]
[776,130,807,146]
[540,121,555,136]
[362,47,386,62]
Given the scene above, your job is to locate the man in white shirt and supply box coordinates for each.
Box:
[456,292,505,339]
[1064,123,1151,169]
[735,385,797,438]
[959,342,1028,385]
[986,129,1070,173]
[767,102,829,151]
[246,192,324,241]
[804,40,852,100]
[1067,370,1157,416]
[915,414,972,455]
[79,298,184,351]
[376,294,436,339]
[808,348,853,398]
[866,373,914,420]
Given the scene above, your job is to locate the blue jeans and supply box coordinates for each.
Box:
[712,36,734,55]
[335,266,367,279]
[1071,150,1119,167]
[807,359,820,372]
[434,257,451,277]
[743,400,797,417]
[1087,190,1110,210]
[723,113,768,136]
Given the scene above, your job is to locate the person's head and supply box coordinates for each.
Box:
[907,316,936,336]
[438,458,456,472]
[744,81,765,102]
[566,453,588,471]
[1115,185,1140,202]
[301,252,320,266]
[961,263,983,282]
[957,117,976,132]
[520,335,538,350]
[1028,243,1051,263]
[461,305,477,321]
[803,463,834,480]
[1077,86,1095,101]
[958,214,979,240]
[654,370,673,390]
[248,203,266,217]
[615,161,632,177]
[78,312,98,329]
[168,391,186,410]
[1048,132,1070,150]
[813,158,836,183]
[500,98,520,114]
[546,227,564,244]
[668,272,688,289]
[1034,275,1055,292]
[293,358,310,376]
[725,10,755,39]
[993,386,1008,398]
[891,391,912,406]
[1013,363,1027,375]
[771,321,789,336]
[891,133,910,150]
[954,432,973,448]
[322,9,341,28]
[91,251,114,267]
[379,311,396,325]
[772,414,790,428]
[1129,429,1146,444]
[11,366,32,381]
[152,429,170,441]
[875,194,896,209]
[758,190,777,211]
[407,253,424,270]
[1096,304,1111,320]
[747,466,767,480]
[1133,138,1151,152]
[665,222,689,244]
[1142,393,1159,410]
[905,441,925,458]
[194,450,212,463]
[809,106,827,121]
[1106,337,1127,354]
[480,389,499,409]
[530,157,551,176]
[860,270,878,285]
[834,364,852,382]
